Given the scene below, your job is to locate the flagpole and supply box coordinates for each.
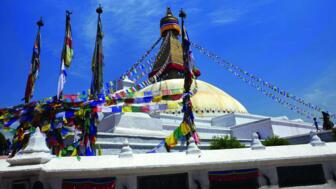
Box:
[91,4,104,99]
[23,17,44,103]
[57,10,73,100]
[179,9,198,148]
[86,4,104,156]
[37,17,44,30]
[163,9,199,152]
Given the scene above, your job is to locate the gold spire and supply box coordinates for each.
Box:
[166,7,173,16]
[160,7,180,37]
[149,8,200,82]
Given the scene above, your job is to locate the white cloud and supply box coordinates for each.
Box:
[78,0,165,49]
[67,0,167,80]
[209,8,243,25]
[303,64,336,113]
[69,70,90,80]
[208,1,274,26]
[68,0,276,80]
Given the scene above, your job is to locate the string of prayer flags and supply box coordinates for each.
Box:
[165,121,192,149]
[147,140,165,153]
[162,12,200,152]
[121,37,161,80]
[192,42,335,120]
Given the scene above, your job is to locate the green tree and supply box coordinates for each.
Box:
[262,135,290,146]
[0,132,8,155]
[210,136,245,149]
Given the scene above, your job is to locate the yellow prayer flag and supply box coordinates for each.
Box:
[0,113,9,120]
[167,101,180,109]
[41,124,50,132]
[98,145,103,156]
[122,106,132,112]
[152,96,162,102]
[75,109,85,116]
[63,117,67,124]
[71,148,77,156]
[165,134,177,147]
[180,122,191,135]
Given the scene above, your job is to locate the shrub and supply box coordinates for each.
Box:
[262,135,290,146]
[210,136,245,149]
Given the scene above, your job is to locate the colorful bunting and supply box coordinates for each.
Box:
[120,37,162,80]
[191,42,335,121]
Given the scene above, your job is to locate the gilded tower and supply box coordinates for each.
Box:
[148,8,200,81]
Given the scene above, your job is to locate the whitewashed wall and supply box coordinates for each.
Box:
[231,119,273,139]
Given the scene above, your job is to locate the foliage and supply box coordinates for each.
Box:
[210,136,245,149]
[262,135,290,146]
[0,132,8,155]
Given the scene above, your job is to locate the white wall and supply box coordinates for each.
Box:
[231,119,273,139]
[271,122,314,138]
[211,114,236,127]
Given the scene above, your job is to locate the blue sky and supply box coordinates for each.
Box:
[0,0,335,122]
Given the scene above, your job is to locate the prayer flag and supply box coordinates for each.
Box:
[91,7,104,98]
[62,11,74,68]
[24,19,43,103]
[57,61,67,99]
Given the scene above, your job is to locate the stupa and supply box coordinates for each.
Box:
[1,7,335,189]
[96,8,315,154]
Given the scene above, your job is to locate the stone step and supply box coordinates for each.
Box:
[97,132,215,143]
[96,132,251,155]
[162,124,231,134]
[97,141,210,155]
